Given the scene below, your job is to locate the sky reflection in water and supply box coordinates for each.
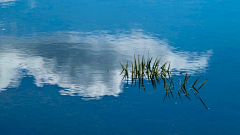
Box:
[1,0,240,134]
[0,30,212,99]
[0,0,17,8]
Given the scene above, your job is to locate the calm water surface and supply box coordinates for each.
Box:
[0,0,240,134]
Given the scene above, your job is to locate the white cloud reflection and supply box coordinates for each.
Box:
[0,30,212,99]
[0,0,36,8]
[66,30,212,73]
[0,0,17,7]
[0,0,16,3]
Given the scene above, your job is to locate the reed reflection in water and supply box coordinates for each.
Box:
[0,30,212,100]
[119,55,208,109]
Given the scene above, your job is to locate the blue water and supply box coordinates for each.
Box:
[0,0,240,134]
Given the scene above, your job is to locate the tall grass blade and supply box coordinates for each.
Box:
[196,95,208,109]
[192,78,199,93]
[119,62,125,70]
[198,79,207,90]
[126,61,128,79]
[163,92,168,102]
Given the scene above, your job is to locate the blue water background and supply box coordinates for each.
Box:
[0,0,240,134]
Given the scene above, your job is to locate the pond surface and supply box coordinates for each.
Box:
[0,0,240,134]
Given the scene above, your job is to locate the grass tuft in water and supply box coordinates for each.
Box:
[119,54,208,109]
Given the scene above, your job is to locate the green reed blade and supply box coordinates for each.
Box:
[192,78,199,87]
[119,62,125,76]
[185,94,191,101]
[161,61,168,70]
[178,75,191,93]
[165,82,169,92]
[119,62,126,70]
[131,62,134,85]
[192,87,199,93]
[152,57,158,68]
[198,79,207,90]
[184,75,191,84]
[154,58,160,72]
[191,89,199,99]
[163,78,166,88]
[192,78,199,92]
[183,85,187,92]
[167,62,171,77]
[131,62,134,76]
[147,69,150,80]
[167,62,171,72]
[121,74,127,82]
[126,61,129,78]
[134,55,137,78]
[147,57,153,70]
[126,77,129,87]
[140,62,142,77]
[163,91,168,102]
[156,77,160,83]
[151,78,157,89]
[168,91,170,99]
[196,94,208,109]
[138,55,140,75]
[143,63,146,76]
[168,81,171,91]
[120,69,124,76]
[138,77,141,90]
[157,67,161,73]
[142,55,145,66]
[170,90,174,98]
[156,58,160,66]
[184,72,187,80]
[143,86,146,93]
[180,71,186,75]
[141,56,145,78]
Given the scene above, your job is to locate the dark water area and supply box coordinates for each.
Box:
[0,0,240,134]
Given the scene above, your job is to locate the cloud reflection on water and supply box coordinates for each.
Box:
[0,30,212,99]
[0,0,16,7]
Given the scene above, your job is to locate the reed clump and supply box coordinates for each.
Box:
[119,55,208,109]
